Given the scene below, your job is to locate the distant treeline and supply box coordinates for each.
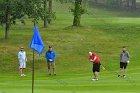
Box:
[89,0,137,11]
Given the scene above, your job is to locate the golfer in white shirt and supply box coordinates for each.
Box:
[18,47,27,76]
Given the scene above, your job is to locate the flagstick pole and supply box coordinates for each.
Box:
[32,50,35,93]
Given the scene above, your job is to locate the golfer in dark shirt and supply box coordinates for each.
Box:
[118,47,130,78]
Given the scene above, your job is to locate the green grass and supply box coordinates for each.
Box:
[0,2,140,93]
[0,72,140,93]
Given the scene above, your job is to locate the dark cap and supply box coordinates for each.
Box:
[123,46,126,48]
[49,46,52,48]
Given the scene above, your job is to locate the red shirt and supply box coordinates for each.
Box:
[89,53,101,63]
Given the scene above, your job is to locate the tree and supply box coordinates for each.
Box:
[131,0,136,11]
[43,0,48,27]
[5,0,10,39]
[23,0,43,23]
[43,0,56,27]
[0,0,48,39]
[48,0,52,24]
[72,0,84,26]
[57,0,86,26]
[120,0,136,10]
[94,0,137,11]
[0,0,12,39]
[22,0,55,27]
[0,0,24,39]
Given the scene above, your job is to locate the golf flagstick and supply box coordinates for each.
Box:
[32,49,35,93]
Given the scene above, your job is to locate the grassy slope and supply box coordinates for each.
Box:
[0,2,140,93]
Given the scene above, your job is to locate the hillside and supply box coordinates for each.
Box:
[0,2,140,74]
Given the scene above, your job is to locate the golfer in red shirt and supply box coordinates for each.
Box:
[88,51,101,81]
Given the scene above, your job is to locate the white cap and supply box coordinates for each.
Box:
[88,52,92,55]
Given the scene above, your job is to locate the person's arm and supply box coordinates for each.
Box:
[18,52,20,60]
[89,59,93,62]
[52,51,56,61]
[46,51,52,61]
[25,57,27,62]
[127,52,130,60]
[89,56,96,62]
[45,52,48,59]
[92,56,96,62]
[120,53,122,61]
[127,52,130,63]
[25,52,27,62]
[18,52,20,66]
[120,53,122,58]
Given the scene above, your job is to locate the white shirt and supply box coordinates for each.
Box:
[18,51,27,63]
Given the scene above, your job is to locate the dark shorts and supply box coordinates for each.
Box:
[93,62,101,72]
[120,62,127,69]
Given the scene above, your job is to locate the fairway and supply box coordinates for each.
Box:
[0,72,140,93]
[0,1,140,93]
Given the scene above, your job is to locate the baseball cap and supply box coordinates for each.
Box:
[49,46,52,48]
[20,47,24,50]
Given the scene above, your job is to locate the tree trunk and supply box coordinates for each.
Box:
[73,0,82,26]
[117,0,122,7]
[126,0,130,8]
[44,0,48,28]
[95,0,98,4]
[48,0,52,24]
[5,0,10,39]
[131,0,136,11]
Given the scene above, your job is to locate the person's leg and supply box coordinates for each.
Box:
[48,62,51,75]
[92,63,99,80]
[22,68,26,76]
[118,62,123,77]
[95,71,98,80]
[22,62,26,76]
[20,68,23,76]
[52,62,56,75]
[92,72,95,79]
[92,64,95,79]
[123,63,127,78]
[118,68,122,77]
[124,68,127,77]
[19,62,23,76]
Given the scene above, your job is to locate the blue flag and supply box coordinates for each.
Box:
[30,24,44,55]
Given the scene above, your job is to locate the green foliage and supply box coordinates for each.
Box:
[56,0,74,3]
[72,0,83,26]
[0,0,25,25]
[0,13,5,25]
[20,0,44,23]
[47,11,56,21]
[71,5,86,15]
[56,0,89,26]
[0,0,56,25]
[40,0,56,23]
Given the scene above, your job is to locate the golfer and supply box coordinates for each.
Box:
[45,46,56,76]
[18,47,27,76]
[88,51,101,81]
[118,47,130,78]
